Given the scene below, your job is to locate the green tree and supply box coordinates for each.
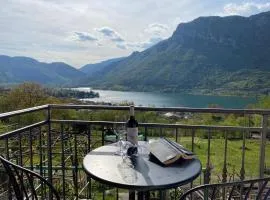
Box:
[2,82,47,111]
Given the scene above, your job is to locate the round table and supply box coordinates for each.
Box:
[83,141,201,199]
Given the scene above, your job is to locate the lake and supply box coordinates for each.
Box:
[74,88,257,108]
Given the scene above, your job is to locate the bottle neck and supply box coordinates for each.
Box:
[130,106,135,117]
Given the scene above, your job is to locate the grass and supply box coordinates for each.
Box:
[176,137,270,181]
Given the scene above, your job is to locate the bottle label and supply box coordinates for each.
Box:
[127,127,138,145]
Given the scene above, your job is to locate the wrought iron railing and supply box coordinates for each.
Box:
[179,177,270,200]
[0,104,269,199]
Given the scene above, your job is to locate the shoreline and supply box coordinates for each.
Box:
[78,86,261,98]
[74,87,257,109]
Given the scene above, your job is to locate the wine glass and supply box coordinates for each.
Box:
[114,129,126,157]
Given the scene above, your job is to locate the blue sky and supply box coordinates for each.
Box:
[0,0,270,68]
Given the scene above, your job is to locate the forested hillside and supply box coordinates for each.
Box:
[0,55,85,85]
[79,11,270,95]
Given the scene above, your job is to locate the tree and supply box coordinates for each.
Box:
[4,82,47,110]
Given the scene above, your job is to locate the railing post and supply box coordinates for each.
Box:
[5,138,12,200]
[74,134,78,199]
[102,126,105,146]
[240,130,246,181]
[47,105,53,200]
[60,123,66,200]
[204,129,211,184]
[259,114,267,179]
[144,127,148,141]
[176,128,179,143]
[222,131,228,183]
[87,125,92,199]
[38,126,44,198]
[191,129,195,152]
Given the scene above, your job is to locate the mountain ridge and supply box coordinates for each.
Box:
[79,11,270,94]
[0,55,85,85]
[80,57,125,75]
[1,11,270,94]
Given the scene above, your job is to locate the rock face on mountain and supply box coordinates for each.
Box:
[81,11,270,94]
[0,55,85,85]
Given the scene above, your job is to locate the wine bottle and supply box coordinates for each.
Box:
[126,106,138,145]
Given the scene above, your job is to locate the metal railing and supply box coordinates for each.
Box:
[179,177,270,200]
[0,104,269,199]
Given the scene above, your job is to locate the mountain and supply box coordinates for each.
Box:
[79,11,270,94]
[80,57,125,75]
[0,55,85,85]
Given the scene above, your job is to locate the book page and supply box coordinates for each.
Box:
[149,138,178,163]
[149,138,195,165]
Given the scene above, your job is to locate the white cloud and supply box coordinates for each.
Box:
[116,44,127,50]
[94,26,127,50]
[223,2,270,16]
[139,36,165,48]
[95,27,125,43]
[96,27,115,37]
[144,23,169,36]
[0,0,269,67]
[71,32,97,42]
[112,23,170,51]
[127,36,164,50]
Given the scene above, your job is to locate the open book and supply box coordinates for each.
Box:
[149,137,195,166]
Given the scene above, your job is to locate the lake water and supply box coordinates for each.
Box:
[74,88,257,108]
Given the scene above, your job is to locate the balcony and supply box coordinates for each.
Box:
[0,104,269,199]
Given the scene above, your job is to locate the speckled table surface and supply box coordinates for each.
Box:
[83,141,201,191]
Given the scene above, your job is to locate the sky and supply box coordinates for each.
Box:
[0,0,270,68]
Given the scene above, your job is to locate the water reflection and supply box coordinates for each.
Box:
[75,88,257,108]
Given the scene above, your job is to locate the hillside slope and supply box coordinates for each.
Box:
[80,57,125,75]
[80,11,270,94]
[0,55,85,85]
